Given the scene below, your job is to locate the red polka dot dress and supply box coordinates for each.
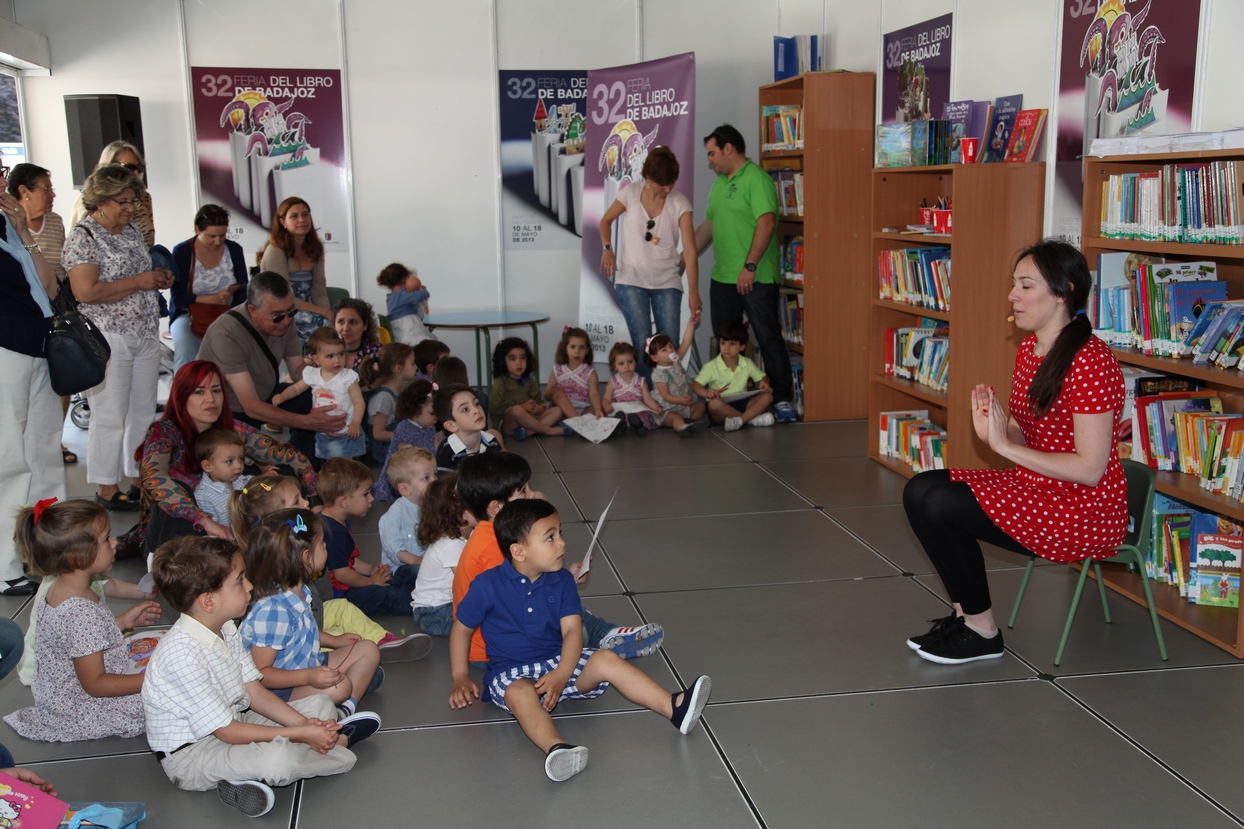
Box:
[950,335,1127,563]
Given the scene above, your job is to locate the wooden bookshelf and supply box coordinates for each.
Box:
[1083,148,1244,656]
[867,162,1045,472]
[759,72,875,421]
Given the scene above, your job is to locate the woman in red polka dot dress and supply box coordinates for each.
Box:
[903,240,1126,664]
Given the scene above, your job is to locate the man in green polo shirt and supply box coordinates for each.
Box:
[692,124,795,422]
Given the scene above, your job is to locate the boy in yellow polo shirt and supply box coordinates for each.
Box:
[691,320,775,431]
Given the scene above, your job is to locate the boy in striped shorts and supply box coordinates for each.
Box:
[448,498,711,782]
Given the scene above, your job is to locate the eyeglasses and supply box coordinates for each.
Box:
[644,219,656,242]
[110,197,143,208]
[32,184,54,194]
[0,165,9,178]
[122,163,145,175]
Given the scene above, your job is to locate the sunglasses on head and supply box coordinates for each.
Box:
[644,218,656,242]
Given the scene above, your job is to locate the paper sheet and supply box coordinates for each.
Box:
[564,414,621,443]
[721,389,763,405]
[120,628,169,674]
[609,401,654,415]
[578,488,618,582]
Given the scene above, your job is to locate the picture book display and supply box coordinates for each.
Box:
[1004,109,1048,162]
[980,95,1022,163]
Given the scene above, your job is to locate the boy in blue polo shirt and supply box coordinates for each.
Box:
[691,320,776,431]
[448,498,711,782]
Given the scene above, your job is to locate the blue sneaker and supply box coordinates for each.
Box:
[512,426,528,442]
[337,711,382,747]
[774,401,797,423]
[600,623,663,659]
[365,666,385,695]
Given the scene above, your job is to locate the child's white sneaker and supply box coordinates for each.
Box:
[749,412,776,427]
[545,743,589,782]
[218,779,275,817]
[724,416,743,432]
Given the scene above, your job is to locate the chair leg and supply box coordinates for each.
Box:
[1008,558,1036,629]
[1055,562,1094,667]
[1137,568,1169,661]
[1095,562,1111,624]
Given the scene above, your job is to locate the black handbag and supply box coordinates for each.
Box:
[45,277,112,396]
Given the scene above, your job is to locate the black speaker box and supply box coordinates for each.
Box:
[64,94,145,188]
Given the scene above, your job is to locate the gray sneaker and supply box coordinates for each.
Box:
[218,780,275,817]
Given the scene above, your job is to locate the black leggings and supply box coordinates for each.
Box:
[902,470,1035,615]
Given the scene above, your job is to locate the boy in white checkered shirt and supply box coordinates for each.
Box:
[192,429,253,527]
[142,536,381,818]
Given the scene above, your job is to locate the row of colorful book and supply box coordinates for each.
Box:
[875,119,961,168]
[1150,495,1241,608]
[1091,251,1225,356]
[877,246,951,311]
[874,94,1046,168]
[779,236,804,284]
[878,409,946,473]
[882,325,948,392]
[769,169,804,217]
[1098,160,1243,245]
[780,290,804,346]
[760,104,803,152]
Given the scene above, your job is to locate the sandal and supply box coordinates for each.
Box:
[61,445,78,464]
[95,492,140,512]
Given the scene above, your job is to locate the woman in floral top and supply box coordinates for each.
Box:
[63,164,173,512]
[136,360,316,551]
[334,297,382,385]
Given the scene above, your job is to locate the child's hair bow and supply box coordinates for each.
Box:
[32,497,57,525]
[286,514,308,534]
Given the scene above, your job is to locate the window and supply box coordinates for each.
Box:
[0,72,25,167]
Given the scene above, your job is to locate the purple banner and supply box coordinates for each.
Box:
[881,14,953,124]
[1051,0,1204,243]
[189,66,352,265]
[580,53,696,358]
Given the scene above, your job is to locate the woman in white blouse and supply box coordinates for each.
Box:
[62,164,173,511]
[599,146,701,379]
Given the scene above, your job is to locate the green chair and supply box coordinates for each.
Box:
[326,286,350,310]
[1007,459,1168,666]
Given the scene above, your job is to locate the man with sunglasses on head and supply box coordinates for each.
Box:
[197,271,346,464]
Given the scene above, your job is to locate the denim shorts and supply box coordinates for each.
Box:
[316,431,367,460]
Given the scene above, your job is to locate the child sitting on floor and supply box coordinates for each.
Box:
[413,338,451,384]
[452,451,663,665]
[450,498,711,782]
[489,336,568,440]
[434,382,501,472]
[229,474,431,664]
[691,320,776,431]
[193,428,254,527]
[272,327,366,460]
[547,326,605,420]
[377,262,435,346]
[320,458,421,618]
[358,341,418,463]
[374,379,438,501]
[241,510,383,714]
[379,446,438,576]
[410,475,476,636]
[143,535,381,817]
[5,499,161,742]
[647,316,709,436]
[602,341,662,436]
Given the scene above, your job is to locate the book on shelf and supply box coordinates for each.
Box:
[790,363,804,416]
[1089,127,1244,157]
[1098,160,1243,245]
[780,236,804,284]
[980,94,1022,163]
[1003,108,1047,162]
[879,409,945,472]
[877,247,951,311]
[1192,522,1241,608]
[780,291,804,346]
[875,122,926,168]
[761,104,804,152]
[1134,391,1221,472]
[884,325,948,392]
[773,35,818,82]
[768,168,804,217]
[1119,367,1199,463]
[940,99,993,145]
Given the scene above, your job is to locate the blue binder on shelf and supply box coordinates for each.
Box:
[774,35,819,81]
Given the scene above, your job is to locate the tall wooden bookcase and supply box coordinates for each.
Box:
[867,162,1046,473]
[758,71,874,421]
[1082,147,1244,656]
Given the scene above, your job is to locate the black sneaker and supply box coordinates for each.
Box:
[217,779,275,817]
[338,710,381,747]
[916,619,1005,664]
[626,413,647,437]
[1,576,37,597]
[906,612,960,651]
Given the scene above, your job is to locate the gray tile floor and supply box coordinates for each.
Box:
[12,420,1244,827]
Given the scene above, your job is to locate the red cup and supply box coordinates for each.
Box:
[919,207,933,226]
[961,137,980,164]
[931,208,952,234]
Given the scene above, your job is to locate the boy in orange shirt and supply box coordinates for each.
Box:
[451,452,662,667]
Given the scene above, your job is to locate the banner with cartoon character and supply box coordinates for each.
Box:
[189,67,352,273]
[881,15,953,124]
[580,53,696,358]
[1050,0,1204,243]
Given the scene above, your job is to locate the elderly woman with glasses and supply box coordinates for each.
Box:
[68,141,155,247]
[62,164,174,512]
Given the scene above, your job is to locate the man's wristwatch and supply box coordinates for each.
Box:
[744,262,757,272]
[603,244,612,251]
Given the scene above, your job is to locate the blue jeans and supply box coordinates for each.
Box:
[413,602,454,636]
[342,566,420,618]
[169,315,202,374]
[316,431,367,460]
[615,283,682,380]
[710,280,793,403]
[0,617,22,681]
[581,608,614,648]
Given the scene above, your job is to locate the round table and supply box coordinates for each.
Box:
[422,311,551,388]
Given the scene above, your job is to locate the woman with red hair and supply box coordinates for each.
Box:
[128,360,316,555]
